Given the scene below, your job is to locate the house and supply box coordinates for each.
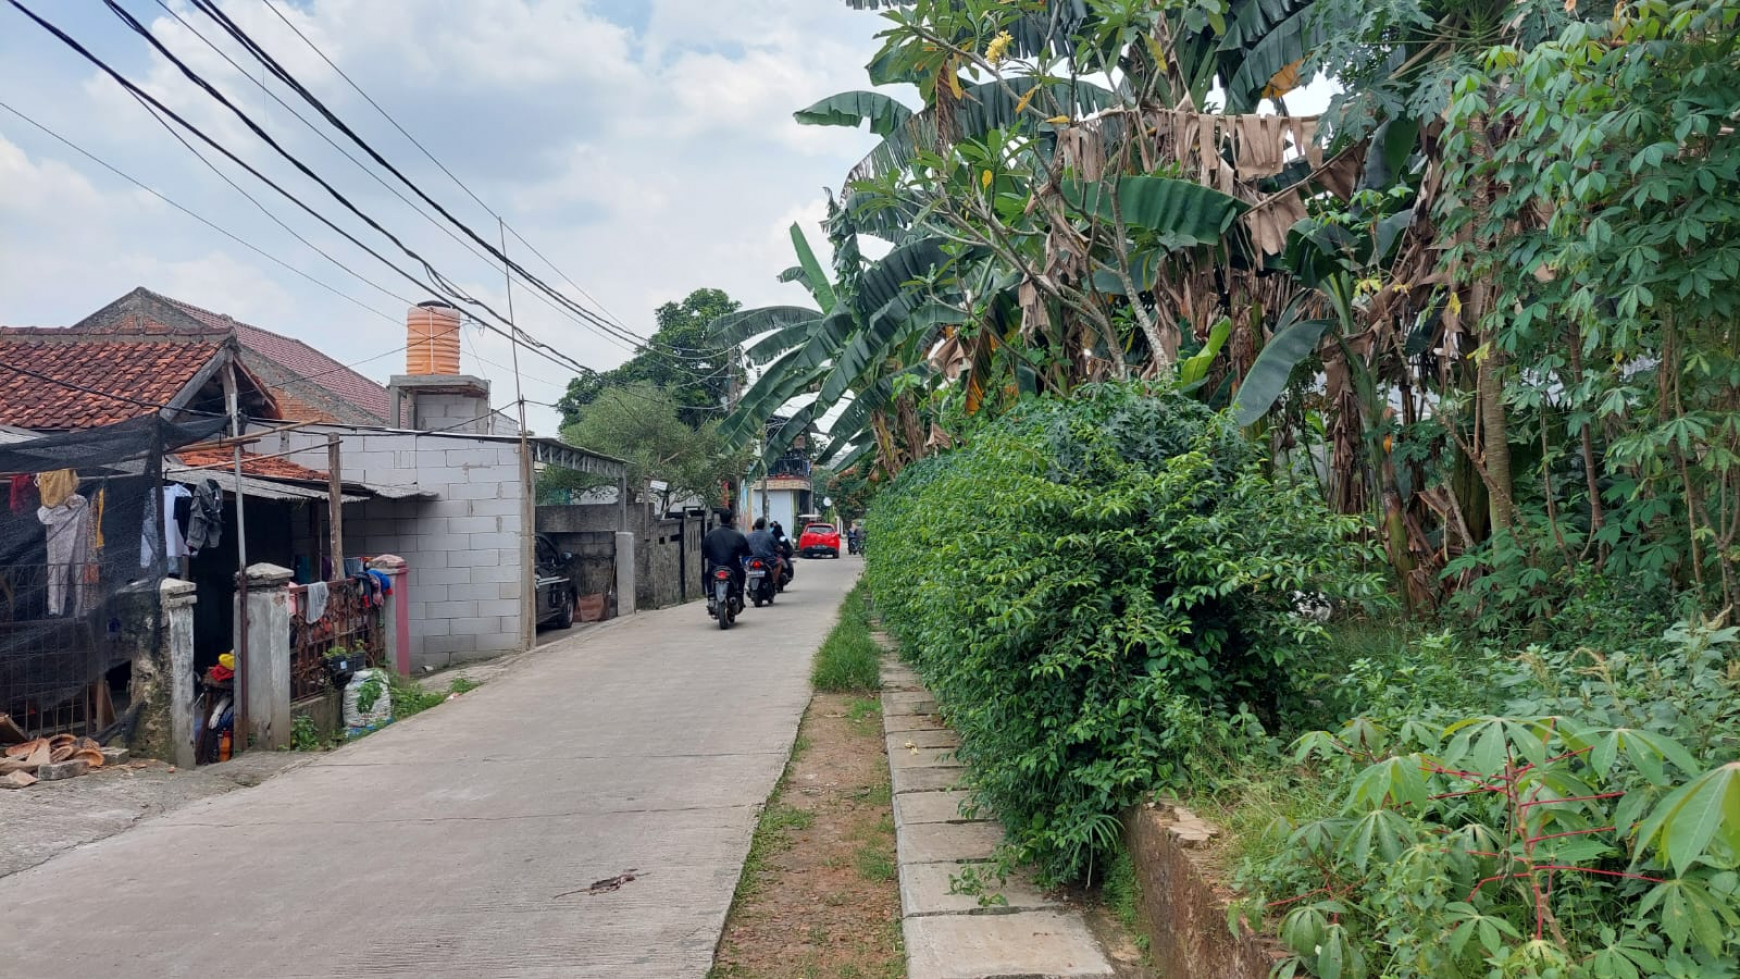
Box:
[740,416,815,531]
[0,287,625,680]
[100,287,392,425]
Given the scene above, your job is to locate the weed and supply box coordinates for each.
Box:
[448,676,481,695]
[763,803,816,834]
[812,584,883,693]
[846,697,880,721]
[855,843,896,882]
[1101,849,1141,934]
[287,714,325,752]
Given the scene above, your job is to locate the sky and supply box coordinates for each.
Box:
[0,0,895,434]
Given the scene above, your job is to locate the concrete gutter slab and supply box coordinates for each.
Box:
[900,863,1059,917]
[904,912,1116,979]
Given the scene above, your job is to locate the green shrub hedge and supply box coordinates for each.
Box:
[864,384,1375,881]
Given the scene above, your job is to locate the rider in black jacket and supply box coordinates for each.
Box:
[702,510,753,596]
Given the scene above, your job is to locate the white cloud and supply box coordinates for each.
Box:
[0,0,892,433]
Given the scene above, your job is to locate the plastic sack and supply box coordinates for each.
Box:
[341,669,393,730]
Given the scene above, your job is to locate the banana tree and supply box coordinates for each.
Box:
[712,212,965,478]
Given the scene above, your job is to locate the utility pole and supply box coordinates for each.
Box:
[501,219,535,654]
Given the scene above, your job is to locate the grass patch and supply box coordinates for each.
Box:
[854,843,897,882]
[812,583,882,693]
[1102,847,1142,935]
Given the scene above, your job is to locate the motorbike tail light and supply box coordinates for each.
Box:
[715,569,730,579]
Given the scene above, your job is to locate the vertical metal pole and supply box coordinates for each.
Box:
[327,434,344,573]
[501,220,535,653]
[225,362,249,748]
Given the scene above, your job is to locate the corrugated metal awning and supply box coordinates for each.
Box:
[166,468,368,503]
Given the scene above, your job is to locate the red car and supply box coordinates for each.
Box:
[798,522,842,558]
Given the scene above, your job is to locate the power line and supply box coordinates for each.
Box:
[9,0,606,389]
[187,0,665,354]
[146,0,649,358]
[121,0,714,385]
[7,0,709,419]
[0,97,404,331]
[254,0,679,355]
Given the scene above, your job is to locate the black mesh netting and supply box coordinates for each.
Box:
[0,414,229,737]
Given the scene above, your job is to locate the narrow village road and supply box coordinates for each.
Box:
[1,556,862,979]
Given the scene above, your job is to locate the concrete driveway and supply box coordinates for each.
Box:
[0,556,862,979]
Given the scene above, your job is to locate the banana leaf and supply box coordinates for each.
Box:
[1231,317,1334,426]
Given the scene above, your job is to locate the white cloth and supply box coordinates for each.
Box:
[142,485,192,568]
[305,581,330,623]
[39,494,92,617]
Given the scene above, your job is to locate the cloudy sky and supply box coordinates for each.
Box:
[0,1,897,433]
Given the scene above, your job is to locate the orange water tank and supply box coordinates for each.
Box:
[406,301,461,375]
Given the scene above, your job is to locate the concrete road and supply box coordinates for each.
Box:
[0,556,862,979]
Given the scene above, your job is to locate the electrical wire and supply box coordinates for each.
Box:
[0,97,404,331]
[7,0,712,418]
[188,0,669,354]
[10,1,604,389]
[147,0,650,360]
[254,0,704,359]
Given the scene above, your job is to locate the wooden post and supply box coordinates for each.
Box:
[327,434,344,574]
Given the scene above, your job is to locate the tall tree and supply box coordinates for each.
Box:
[549,383,748,514]
[557,288,741,429]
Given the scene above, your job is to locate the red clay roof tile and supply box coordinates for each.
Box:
[0,334,224,430]
[176,446,329,482]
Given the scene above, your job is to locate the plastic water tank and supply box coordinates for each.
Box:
[405,301,461,375]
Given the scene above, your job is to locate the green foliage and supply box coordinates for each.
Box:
[556,288,740,429]
[1235,615,1740,977]
[1445,0,1740,611]
[813,584,884,693]
[288,713,325,752]
[547,382,747,511]
[865,384,1380,880]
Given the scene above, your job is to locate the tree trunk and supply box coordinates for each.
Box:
[1474,272,1515,534]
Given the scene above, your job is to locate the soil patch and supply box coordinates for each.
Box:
[712,691,904,979]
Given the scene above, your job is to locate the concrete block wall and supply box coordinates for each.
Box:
[539,504,703,610]
[265,427,531,671]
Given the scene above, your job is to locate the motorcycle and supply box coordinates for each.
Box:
[776,551,794,592]
[846,531,863,556]
[707,566,742,629]
[747,557,777,607]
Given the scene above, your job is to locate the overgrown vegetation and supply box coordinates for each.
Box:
[1209,613,1740,978]
[716,0,1740,971]
[866,386,1379,880]
[812,583,884,693]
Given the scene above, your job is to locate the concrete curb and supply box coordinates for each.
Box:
[881,657,1114,979]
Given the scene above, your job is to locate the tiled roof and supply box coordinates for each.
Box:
[177,446,330,482]
[158,293,391,421]
[0,328,224,430]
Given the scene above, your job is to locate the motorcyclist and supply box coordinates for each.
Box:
[744,517,782,595]
[701,509,753,602]
[770,521,796,582]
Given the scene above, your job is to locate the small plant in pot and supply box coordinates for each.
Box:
[322,646,359,686]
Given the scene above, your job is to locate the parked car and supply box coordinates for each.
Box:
[534,534,578,629]
[798,522,842,558]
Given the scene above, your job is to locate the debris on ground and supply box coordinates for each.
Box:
[1,734,108,786]
[556,870,641,898]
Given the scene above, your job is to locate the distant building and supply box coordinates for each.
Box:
[741,415,813,530]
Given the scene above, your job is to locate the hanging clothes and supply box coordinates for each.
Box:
[39,494,94,617]
[305,581,330,623]
[142,485,193,569]
[367,569,393,598]
[187,479,224,554]
[91,486,106,554]
[10,475,34,516]
[38,469,77,509]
